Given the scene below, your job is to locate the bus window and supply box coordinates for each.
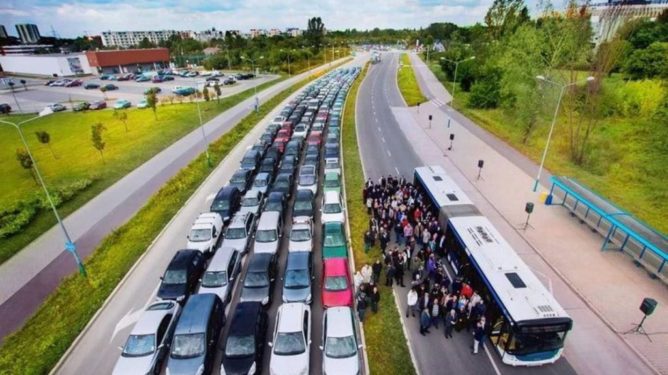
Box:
[506,330,567,356]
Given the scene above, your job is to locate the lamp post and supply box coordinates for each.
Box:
[7,81,23,113]
[281,49,292,76]
[302,46,311,74]
[195,80,212,167]
[439,56,475,106]
[241,55,264,113]
[0,110,87,276]
[532,75,595,192]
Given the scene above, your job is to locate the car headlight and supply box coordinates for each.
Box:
[262,296,269,305]
[176,295,185,302]
[196,364,205,375]
[219,364,227,375]
[307,293,312,304]
[248,361,257,375]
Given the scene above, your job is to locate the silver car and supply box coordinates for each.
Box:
[321,306,362,375]
[222,212,256,255]
[239,190,264,216]
[289,219,313,253]
[252,172,271,195]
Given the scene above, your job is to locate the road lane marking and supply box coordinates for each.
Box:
[381,137,386,143]
[377,126,381,131]
[206,193,216,201]
[484,343,503,375]
[386,150,392,157]
[395,167,400,175]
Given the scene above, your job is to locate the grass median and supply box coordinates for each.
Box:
[342,62,417,375]
[0,78,286,265]
[0,59,351,375]
[397,53,428,107]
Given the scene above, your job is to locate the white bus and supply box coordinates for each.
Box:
[414,166,572,366]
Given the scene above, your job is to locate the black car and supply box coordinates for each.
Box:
[239,253,277,307]
[83,82,100,90]
[260,132,274,145]
[229,169,253,193]
[240,149,261,172]
[292,189,315,219]
[278,155,297,176]
[259,155,279,175]
[157,250,206,303]
[263,192,286,217]
[284,140,302,161]
[211,186,241,223]
[324,142,340,159]
[0,103,11,114]
[221,302,268,375]
[251,142,269,158]
[270,173,293,199]
[102,83,118,90]
[303,153,319,168]
[265,145,282,161]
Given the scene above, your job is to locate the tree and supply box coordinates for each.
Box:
[113,111,129,132]
[35,130,57,159]
[15,148,36,183]
[91,123,106,162]
[138,37,156,49]
[146,90,158,119]
[623,42,668,80]
[484,0,530,40]
[213,82,221,103]
[20,79,27,91]
[305,17,325,49]
[202,86,210,102]
[468,68,502,109]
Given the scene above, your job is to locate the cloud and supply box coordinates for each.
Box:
[0,0,495,38]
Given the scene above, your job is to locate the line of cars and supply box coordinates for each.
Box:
[112,66,362,375]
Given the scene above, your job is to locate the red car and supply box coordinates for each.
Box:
[65,79,83,87]
[306,132,322,147]
[281,121,294,132]
[275,129,291,143]
[89,100,107,110]
[322,258,353,308]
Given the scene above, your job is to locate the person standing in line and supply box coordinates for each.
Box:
[444,309,456,339]
[406,288,418,318]
[354,271,363,292]
[370,285,380,313]
[385,259,395,287]
[364,230,373,253]
[357,285,369,322]
[361,264,372,284]
[395,254,406,287]
[472,318,485,354]
[420,308,431,335]
[380,229,390,253]
[430,297,441,329]
[371,259,382,284]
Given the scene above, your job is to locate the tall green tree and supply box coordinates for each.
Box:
[34,130,57,159]
[484,0,530,40]
[213,82,221,103]
[113,111,129,132]
[15,148,36,183]
[91,123,106,162]
[305,17,325,49]
[138,37,155,49]
[202,87,210,102]
[146,90,158,119]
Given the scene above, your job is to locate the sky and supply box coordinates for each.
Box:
[0,0,506,38]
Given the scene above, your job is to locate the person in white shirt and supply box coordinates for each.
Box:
[406,288,418,318]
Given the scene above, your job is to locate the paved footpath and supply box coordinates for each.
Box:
[402,52,666,374]
[0,58,349,340]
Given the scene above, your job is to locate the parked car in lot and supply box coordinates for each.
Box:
[102,83,118,90]
[186,212,223,254]
[84,81,100,89]
[89,100,107,110]
[210,186,241,224]
[114,99,131,109]
[253,211,283,255]
[117,73,134,81]
[240,253,277,306]
[99,74,113,80]
[239,190,264,217]
[324,142,340,159]
[321,191,345,224]
[320,306,362,375]
[297,165,318,195]
[251,172,272,195]
[323,172,342,195]
[137,99,149,109]
[223,77,236,85]
[135,75,151,82]
[269,303,311,375]
[220,302,268,375]
[322,222,348,259]
[324,157,341,176]
[113,301,181,375]
[46,103,66,112]
[270,173,293,199]
[302,153,319,169]
[172,86,196,96]
[197,246,242,304]
[64,79,83,87]
[263,191,286,217]
[73,101,90,112]
[240,149,261,172]
[166,294,224,375]
[292,189,315,221]
[282,251,313,304]
[289,218,313,253]
[229,169,253,193]
[157,250,206,302]
[322,258,353,308]
[222,212,256,255]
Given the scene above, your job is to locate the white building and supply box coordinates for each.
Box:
[286,28,303,37]
[191,28,225,42]
[16,24,41,44]
[590,1,668,47]
[0,53,94,77]
[249,29,267,38]
[101,30,192,48]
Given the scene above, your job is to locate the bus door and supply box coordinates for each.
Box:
[489,315,512,359]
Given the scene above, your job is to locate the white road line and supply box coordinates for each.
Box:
[395,167,400,175]
[386,150,392,157]
[381,137,386,143]
[483,343,503,375]
[377,126,381,131]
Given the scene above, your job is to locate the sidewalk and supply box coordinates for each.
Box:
[404,53,666,373]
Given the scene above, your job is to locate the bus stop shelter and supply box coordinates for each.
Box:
[548,176,668,283]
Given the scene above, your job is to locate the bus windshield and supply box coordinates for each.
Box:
[507,330,567,356]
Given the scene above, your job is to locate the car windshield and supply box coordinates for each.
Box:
[226,226,247,240]
[323,203,342,214]
[325,335,357,359]
[299,175,315,185]
[285,269,310,288]
[211,199,229,211]
[274,332,306,355]
[256,229,277,243]
[325,178,340,187]
[290,228,311,242]
[325,276,348,291]
[244,271,268,287]
[122,334,155,357]
[294,200,312,211]
[225,335,255,357]
[189,228,211,242]
[201,270,227,288]
[254,179,268,187]
[265,201,282,211]
[231,175,247,184]
[242,197,259,207]
[171,333,205,359]
[275,179,290,189]
[162,270,186,285]
[507,330,567,356]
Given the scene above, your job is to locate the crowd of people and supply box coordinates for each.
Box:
[355,175,489,354]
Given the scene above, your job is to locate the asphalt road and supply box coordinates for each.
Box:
[355,51,577,375]
[53,55,366,375]
[0,59,350,341]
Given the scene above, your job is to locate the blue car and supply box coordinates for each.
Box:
[114,99,131,109]
[172,86,196,96]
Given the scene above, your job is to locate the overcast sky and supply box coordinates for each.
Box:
[0,0,551,38]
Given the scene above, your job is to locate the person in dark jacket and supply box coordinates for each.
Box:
[371,259,382,284]
[379,229,390,253]
[472,318,485,354]
[444,309,456,338]
[370,285,380,313]
[419,308,431,335]
[357,285,369,322]
[364,230,374,253]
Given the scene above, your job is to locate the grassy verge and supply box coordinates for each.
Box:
[0,61,349,375]
[397,53,428,107]
[0,78,286,264]
[342,62,416,375]
[423,60,668,234]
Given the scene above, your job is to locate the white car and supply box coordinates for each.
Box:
[297,165,318,195]
[186,212,224,253]
[324,157,341,176]
[197,247,241,304]
[321,191,346,224]
[253,211,283,255]
[289,219,313,253]
[239,190,264,216]
[222,212,256,255]
[293,124,308,139]
[112,301,181,375]
[321,307,362,375]
[269,303,311,375]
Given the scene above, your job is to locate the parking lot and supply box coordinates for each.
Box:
[0,73,278,114]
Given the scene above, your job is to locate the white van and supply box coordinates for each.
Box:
[321,191,345,224]
[254,211,283,254]
[186,212,224,253]
[197,247,241,304]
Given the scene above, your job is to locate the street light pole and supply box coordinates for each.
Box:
[242,55,264,113]
[532,75,595,192]
[195,80,212,167]
[440,56,475,107]
[0,113,87,276]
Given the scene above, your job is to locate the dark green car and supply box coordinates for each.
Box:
[73,101,90,112]
[322,222,348,259]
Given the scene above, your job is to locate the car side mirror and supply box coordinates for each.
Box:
[270,278,276,282]
[186,235,190,240]
[267,342,273,347]
[319,345,324,351]
[198,278,202,282]
[160,276,164,281]
[117,346,124,352]
[358,344,364,349]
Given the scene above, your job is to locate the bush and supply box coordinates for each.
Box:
[623,42,668,80]
[468,70,502,109]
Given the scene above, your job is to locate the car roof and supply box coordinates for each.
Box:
[296,189,314,199]
[216,185,239,198]
[233,169,250,177]
[258,211,280,228]
[207,247,237,271]
[287,251,311,269]
[267,191,284,201]
[324,258,349,275]
[323,191,341,203]
[169,249,201,268]
[131,301,178,335]
[228,302,263,336]
[175,294,219,334]
[277,303,308,332]
[325,307,354,337]
[229,212,251,226]
[248,253,273,272]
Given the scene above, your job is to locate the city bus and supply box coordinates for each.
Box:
[414,166,573,366]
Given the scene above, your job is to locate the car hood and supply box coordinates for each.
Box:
[270,352,309,375]
[322,212,345,224]
[289,239,311,252]
[186,240,213,252]
[283,286,311,303]
[254,240,278,254]
[323,354,360,375]
[292,208,313,219]
[166,355,205,375]
[222,356,255,375]
[112,354,154,375]
[157,282,187,301]
[323,245,347,259]
[240,286,269,304]
[197,284,229,303]
[323,289,353,308]
[238,206,259,216]
[223,238,248,253]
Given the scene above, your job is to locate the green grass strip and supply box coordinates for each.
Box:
[0,60,350,375]
[342,62,417,375]
[397,53,428,107]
